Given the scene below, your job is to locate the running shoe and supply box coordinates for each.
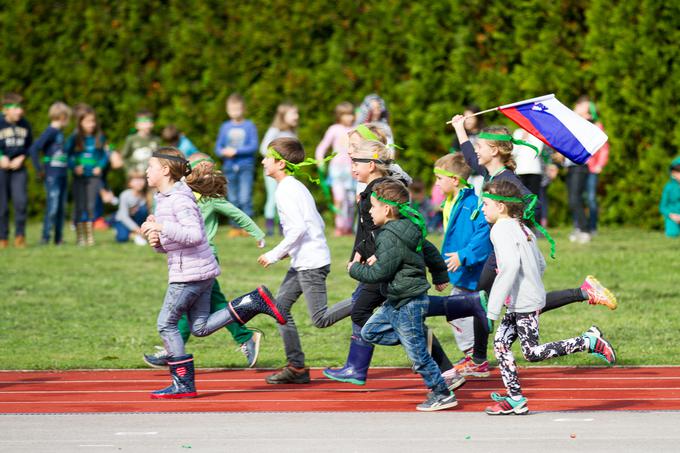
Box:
[442,368,466,391]
[485,394,528,415]
[239,330,262,368]
[453,355,490,377]
[143,346,170,368]
[581,275,618,310]
[584,327,616,365]
[416,391,458,412]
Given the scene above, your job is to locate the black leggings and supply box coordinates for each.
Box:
[351,283,453,372]
[472,253,586,362]
[73,176,99,222]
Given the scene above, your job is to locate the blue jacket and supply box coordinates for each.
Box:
[66,134,109,177]
[441,187,492,290]
[29,126,68,177]
[215,119,258,167]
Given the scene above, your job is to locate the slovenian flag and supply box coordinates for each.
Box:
[498,94,608,164]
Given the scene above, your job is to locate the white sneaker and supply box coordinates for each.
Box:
[576,232,591,244]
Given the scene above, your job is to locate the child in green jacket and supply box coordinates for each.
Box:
[349,178,458,412]
[143,153,266,368]
[660,156,680,238]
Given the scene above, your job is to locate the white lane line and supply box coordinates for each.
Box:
[79,445,115,448]
[3,376,680,384]
[1,387,679,394]
[553,418,595,422]
[115,431,157,436]
[3,397,680,405]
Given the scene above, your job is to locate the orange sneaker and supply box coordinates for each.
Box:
[581,275,618,310]
[14,236,26,248]
[0,239,8,249]
[453,355,490,377]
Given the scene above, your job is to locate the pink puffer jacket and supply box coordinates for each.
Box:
[153,181,220,283]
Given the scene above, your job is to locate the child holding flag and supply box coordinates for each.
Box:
[480,179,616,415]
[449,114,617,378]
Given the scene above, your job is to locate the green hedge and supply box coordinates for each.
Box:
[2,0,678,227]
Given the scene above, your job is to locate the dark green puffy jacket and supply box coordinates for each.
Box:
[349,218,448,309]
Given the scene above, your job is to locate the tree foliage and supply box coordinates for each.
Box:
[1,0,677,226]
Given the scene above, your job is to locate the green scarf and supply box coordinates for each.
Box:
[371,192,427,252]
[267,147,335,184]
[478,131,540,157]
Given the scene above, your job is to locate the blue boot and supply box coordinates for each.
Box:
[228,286,287,325]
[150,354,197,399]
[323,329,374,385]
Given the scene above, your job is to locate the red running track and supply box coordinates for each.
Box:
[1,366,679,413]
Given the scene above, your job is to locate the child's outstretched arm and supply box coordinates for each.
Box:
[213,198,265,244]
[450,114,488,177]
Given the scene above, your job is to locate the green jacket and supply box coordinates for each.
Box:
[195,193,265,256]
[349,218,449,309]
[660,157,680,219]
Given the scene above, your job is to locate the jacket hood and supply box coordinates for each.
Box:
[382,218,422,251]
[671,156,680,172]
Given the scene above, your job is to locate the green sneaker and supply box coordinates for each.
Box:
[584,327,616,365]
[485,394,528,415]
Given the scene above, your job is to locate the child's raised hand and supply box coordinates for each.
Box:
[257,254,271,268]
[435,282,449,292]
[445,252,461,272]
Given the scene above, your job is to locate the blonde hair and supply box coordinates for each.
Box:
[434,153,471,180]
[354,140,394,176]
[334,102,354,122]
[48,102,72,121]
[271,102,297,131]
[480,126,516,171]
[349,122,389,145]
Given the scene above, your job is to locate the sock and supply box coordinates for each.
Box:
[580,288,589,300]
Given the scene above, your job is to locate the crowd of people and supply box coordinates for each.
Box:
[2,90,678,413]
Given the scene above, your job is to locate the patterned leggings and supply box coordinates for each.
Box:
[494,311,587,397]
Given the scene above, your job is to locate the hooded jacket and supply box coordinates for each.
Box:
[349,218,448,309]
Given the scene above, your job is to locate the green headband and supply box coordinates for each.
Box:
[371,192,427,252]
[136,116,153,123]
[3,103,21,109]
[354,124,404,150]
[478,132,540,157]
[433,167,471,188]
[267,147,335,184]
[481,192,556,259]
[189,157,214,169]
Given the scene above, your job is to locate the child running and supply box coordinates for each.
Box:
[480,179,616,415]
[258,137,352,384]
[141,147,285,398]
[142,152,268,368]
[449,114,617,378]
[350,178,458,411]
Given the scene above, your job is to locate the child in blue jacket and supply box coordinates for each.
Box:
[434,153,492,367]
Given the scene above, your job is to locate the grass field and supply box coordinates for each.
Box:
[1,223,678,370]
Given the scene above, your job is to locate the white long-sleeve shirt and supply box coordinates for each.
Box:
[487,218,546,321]
[263,176,331,270]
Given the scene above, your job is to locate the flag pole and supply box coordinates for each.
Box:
[445,94,555,125]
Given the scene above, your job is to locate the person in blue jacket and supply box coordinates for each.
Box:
[29,102,72,245]
[433,152,492,376]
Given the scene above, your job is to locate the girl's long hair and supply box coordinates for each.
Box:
[271,102,297,132]
[74,106,104,151]
[185,153,227,198]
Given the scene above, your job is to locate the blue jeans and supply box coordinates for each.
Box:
[156,279,233,358]
[113,206,148,242]
[42,174,68,243]
[585,172,599,232]
[223,160,254,217]
[361,296,448,393]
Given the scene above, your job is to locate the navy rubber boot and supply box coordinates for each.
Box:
[323,329,374,385]
[150,354,197,399]
[228,286,286,325]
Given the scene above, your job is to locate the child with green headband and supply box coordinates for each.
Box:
[143,152,268,369]
[0,92,32,249]
[259,137,353,384]
[119,109,159,173]
[480,179,617,415]
[660,156,680,238]
[449,114,618,379]
[349,178,459,411]
[433,153,492,373]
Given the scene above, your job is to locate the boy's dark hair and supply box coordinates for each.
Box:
[161,125,180,145]
[2,93,23,105]
[269,137,305,164]
[136,109,153,120]
[483,180,526,223]
[155,146,191,180]
[373,178,410,218]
